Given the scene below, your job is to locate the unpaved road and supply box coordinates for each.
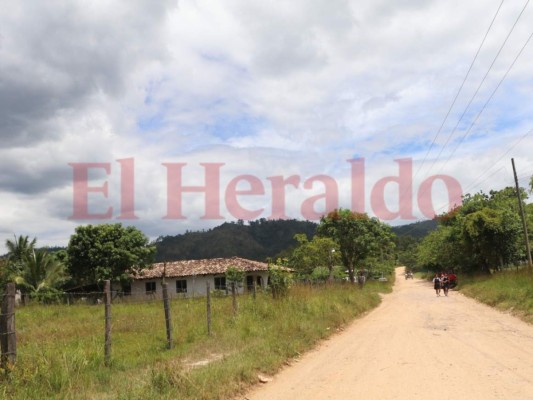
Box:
[244,268,533,400]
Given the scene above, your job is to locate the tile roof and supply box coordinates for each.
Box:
[132,256,270,280]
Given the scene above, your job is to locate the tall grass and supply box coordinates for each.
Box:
[0,281,391,399]
[459,269,533,324]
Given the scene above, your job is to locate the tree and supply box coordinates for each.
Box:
[288,234,340,280]
[416,187,527,274]
[317,209,394,283]
[416,225,464,272]
[67,224,155,287]
[225,266,245,287]
[14,250,69,302]
[5,235,36,274]
[268,263,292,298]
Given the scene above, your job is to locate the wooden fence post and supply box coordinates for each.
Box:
[252,279,257,300]
[162,282,173,349]
[231,281,238,317]
[104,280,111,367]
[1,283,16,369]
[206,282,212,336]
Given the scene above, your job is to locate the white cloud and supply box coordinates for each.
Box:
[1,0,533,252]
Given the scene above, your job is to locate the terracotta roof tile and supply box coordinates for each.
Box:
[132,256,270,280]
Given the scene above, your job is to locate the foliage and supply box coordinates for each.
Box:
[288,234,340,279]
[154,219,317,262]
[225,266,245,285]
[309,266,347,281]
[390,219,437,238]
[416,187,529,274]
[5,235,36,267]
[3,235,37,284]
[13,250,69,297]
[268,264,293,298]
[0,281,391,399]
[395,235,420,270]
[2,236,67,301]
[317,209,396,283]
[459,268,533,324]
[67,224,155,287]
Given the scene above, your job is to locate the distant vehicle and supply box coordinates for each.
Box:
[405,271,414,279]
[446,273,457,288]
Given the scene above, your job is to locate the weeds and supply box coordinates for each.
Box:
[459,268,533,324]
[1,281,391,399]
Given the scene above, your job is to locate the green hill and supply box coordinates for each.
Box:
[391,219,437,238]
[154,219,317,262]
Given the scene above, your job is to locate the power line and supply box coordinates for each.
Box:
[413,0,506,180]
[461,128,532,192]
[424,0,530,177]
[412,0,505,182]
[440,27,533,171]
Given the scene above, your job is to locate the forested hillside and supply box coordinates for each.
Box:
[154,219,317,262]
[154,218,437,263]
[390,219,437,238]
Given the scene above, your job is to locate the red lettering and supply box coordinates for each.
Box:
[267,175,300,219]
[301,175,338,220]
[225,175,265,219]
[371,158,415,220]
[162,162,224,219]
[116,158,138,219]
[68,163,113,219]
[418,175,463,219]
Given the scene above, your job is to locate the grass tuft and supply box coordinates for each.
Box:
[459,268,533,324]
[1,281,391,399]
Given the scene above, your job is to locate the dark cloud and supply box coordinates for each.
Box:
[0,1,176,148]
[0,161,70,195]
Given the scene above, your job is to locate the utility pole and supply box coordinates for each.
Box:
[511,158,533,269]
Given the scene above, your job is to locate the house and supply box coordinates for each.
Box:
[130,256,270,298]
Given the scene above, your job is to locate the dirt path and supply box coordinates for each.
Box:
[243,267,533,400]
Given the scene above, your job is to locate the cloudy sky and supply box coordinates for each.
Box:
[1,0,532,251]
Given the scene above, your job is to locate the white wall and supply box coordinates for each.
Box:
[130,272,269,299]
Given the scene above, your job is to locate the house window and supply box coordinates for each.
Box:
[176,279,187,293]
[145,281,156,294]
[122,283,131,296]
[214,276,226,291]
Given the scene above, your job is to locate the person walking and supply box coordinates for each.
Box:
[432,274,441,296]
[442,274,450,296]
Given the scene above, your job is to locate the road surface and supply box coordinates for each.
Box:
[244,268,533,400]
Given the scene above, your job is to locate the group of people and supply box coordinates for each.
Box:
[432,273,451,297]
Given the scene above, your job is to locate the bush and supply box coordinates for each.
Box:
[268,265,293,298]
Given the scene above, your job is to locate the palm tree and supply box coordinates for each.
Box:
[14,250,69,296]
[5,235,36,271]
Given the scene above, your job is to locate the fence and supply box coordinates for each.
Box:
[0,279,262,372]
[0,283,16,369]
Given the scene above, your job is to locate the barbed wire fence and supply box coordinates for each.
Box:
[0,279,266,376]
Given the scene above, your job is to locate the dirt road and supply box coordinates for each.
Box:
[244,268,533,400]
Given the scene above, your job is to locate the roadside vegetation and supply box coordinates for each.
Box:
[0,281,391,399]
[458,267,533,324]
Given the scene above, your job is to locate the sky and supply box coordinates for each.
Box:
[1,0,532,252]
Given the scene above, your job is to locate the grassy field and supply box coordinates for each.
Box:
[459,268,533,324]
[0,281,392,399]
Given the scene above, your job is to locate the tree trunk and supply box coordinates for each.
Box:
[348,267,355,284]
